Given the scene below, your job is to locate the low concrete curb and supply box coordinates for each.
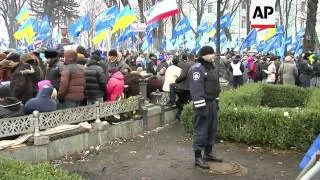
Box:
[0,107,177,163]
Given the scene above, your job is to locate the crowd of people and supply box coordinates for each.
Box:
[0,45,319,121]
[226,49,320,89]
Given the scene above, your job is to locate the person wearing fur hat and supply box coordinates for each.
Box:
[5,52,34,104]
[188,46,222,169]
[20,53,44,96]
[45,49,64,90]
[0,53,12,82]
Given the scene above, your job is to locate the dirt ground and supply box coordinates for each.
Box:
[60,122,303,180]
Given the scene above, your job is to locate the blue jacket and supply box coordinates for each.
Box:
[24,85,57,114]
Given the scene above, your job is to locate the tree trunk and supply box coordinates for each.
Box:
[295,0,298,34]
[303,0,318,51]
[138,0,145,23]
[276,0,283,25]
[172,15,176,35]
[246,0,251,50]
[246,0,250,35]
[157,20,164,50]
[196,0,201,27]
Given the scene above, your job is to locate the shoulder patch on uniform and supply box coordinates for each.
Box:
[193,72,201,81]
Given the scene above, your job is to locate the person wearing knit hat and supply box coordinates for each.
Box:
[188,45,222,169]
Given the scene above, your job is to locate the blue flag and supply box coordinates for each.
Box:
[263,35,282,53]
[294,39,303,56]
[256,41,267,52]
[285,36,292,46]
[172,17,192,40]
[240,29,257,51]
[36,16,51,41]
[146,22,159,35]
[197,22,209,35]
[279,36,286,59]
[95,6,119,32]
[117,26,136,43]
[160,36,166,50]
[296,28,305,40]
[69,15,91,38]
[211,13,232,31]
[192,43,201,54]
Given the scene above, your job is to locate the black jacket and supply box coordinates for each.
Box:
[312,62,320,77]
[125,72,141,97]
[85,60,107,99]
[146,60,157,75]
[176,60,195,91]
[0,97,24,118]
[45,58,63,90]
[189,59,221,109]
[10,63,34,104]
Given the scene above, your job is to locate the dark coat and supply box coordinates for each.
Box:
[125,72,141,97]
[0,97,24,118]
[85,60,106,99]
[312,62,320,77]
[176,60,195,91]
[24,86,57,114]
[146,60,157,75]
[107,60,131,75]
[157,61,169,72]
[29,63,44,96]
[45,58,63,90]
[147,76,162,98]
[10,63,34,104]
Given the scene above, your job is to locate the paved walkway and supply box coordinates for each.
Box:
[60,122,303,180]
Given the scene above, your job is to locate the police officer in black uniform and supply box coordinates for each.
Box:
[189,46,222,169]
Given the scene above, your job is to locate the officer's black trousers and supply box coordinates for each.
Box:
[193,100,218,151]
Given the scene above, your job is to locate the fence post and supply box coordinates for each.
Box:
[33,111,40,137]
[95,101,101,123]
[139,80,148,100]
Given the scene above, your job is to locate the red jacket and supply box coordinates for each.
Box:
[105,71,124,102]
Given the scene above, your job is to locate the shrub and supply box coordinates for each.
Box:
[0,159,82,180]
[181,83,320,150]
[260,84,308,108]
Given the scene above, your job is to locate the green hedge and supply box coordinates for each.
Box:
[181,84,320,150]
[0,159,82,180]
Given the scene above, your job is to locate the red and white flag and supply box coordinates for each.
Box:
[144,0,179,25]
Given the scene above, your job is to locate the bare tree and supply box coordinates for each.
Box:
[304,0,319,51]
[82,0,106,48]
[0,0,28,48]
[29,0,80,28]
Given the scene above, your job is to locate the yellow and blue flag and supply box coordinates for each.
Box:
[95,5,119,32]
[112,6,137,34]
[14,19,36,40]
[92,30,109,45]
[16,6,30,24]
